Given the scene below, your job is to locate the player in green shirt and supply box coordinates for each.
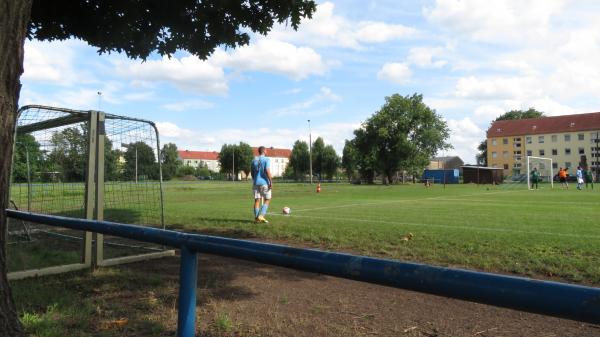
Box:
[530,167,540,190]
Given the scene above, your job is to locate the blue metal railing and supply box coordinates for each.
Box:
[6,209,600,336]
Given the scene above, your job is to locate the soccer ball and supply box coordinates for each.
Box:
[282,206,291,215]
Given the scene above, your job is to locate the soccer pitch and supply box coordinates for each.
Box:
[165,181,600,285]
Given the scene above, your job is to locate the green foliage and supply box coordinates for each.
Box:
[476,108,545,166]
[29,1,317,60]
[12,134,43,183]
[161,143,180,181]
[289,140,310,180]
[104,138,122,181]
[349,94,450,184]
[218,142,253,179]
[124,141,158,181]
[47,126,88,182]
[311,137,340,180]
[176,165,197,177]
[342,140,358,180]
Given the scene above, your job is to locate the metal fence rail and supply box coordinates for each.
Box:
[6,209,600,336]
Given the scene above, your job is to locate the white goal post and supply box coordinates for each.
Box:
[526,156,554,190]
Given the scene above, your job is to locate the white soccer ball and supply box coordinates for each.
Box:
[282,206,291,215]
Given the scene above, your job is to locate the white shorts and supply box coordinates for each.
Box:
[253,185,272,200]
[578,177,584,184]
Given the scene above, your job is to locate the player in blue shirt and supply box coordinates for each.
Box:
[251,146,272,223]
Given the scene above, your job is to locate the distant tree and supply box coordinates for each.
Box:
[104,138,121,181]
[476,108,545,166]
[47,126,88,182]
[1,1,317,334]
[321,145,340,180]
[161,143,180,181]
[350,94,450,184]
[12,133,43,183]
[342,140,358,180]
[176,165,197,178]
[289,140,310,180]
[352,128,377,184]
[311,137,326,178]
[236,142,254,180]
[124,142,157,181]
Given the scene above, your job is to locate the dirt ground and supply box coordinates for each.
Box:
[118,253,600,337]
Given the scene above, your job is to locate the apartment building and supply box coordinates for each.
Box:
[486,112,600,176]
[178,150,220,172]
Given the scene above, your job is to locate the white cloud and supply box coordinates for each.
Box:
[22,40,94,85]
[211,39,328,81]
[423,0,567,45]
[271,2,416,49]
[114,55,228,95]
[407,46,448,68]
[446,117,485,164]
[474,105,506,121]
[377,63,411,85]
[454,76,542,100]
[162,100,214,112]
[272,87,342,117]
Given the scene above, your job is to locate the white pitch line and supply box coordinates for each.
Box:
[268,213,600,240]
[291,190,517,213]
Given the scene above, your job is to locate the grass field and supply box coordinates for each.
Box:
[9,180,600,336]
[162,181,600,285]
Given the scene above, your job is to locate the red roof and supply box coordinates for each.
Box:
[487,112,600,138]
[252,147,292,158]
[178,150,219,160]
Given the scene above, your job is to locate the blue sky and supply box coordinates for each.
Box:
[19,0,600,163]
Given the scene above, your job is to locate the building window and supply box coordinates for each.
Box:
[552,149,557,155]
[539,163,546,170]
[579,147,585,155]
[565,162,571,168]
[503,164,509,169]
[538,136,544,143]
[526,136,532,144]
[492,139,497,146]
[578,133,584,141]
[551,135,557,142]
[503,151,508,158]
[565,134,571,141]
[527,150,532,156]
[503,138,508,145]
[492,152,497,159]
[539,149,545,156]
[552,162,558,169]
[565,148,571,155]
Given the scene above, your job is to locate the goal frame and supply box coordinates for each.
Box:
[526,156,554,190]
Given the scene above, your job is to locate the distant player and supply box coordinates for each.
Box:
[558,167,568,189]
[530,167,539,190]
[251,146,272,223]
[576,166,584,190]
[585,168,594,189]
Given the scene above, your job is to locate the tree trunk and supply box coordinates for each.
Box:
[0,0,33,335]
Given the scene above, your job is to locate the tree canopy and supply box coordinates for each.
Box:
[476,108,545,166]
[345,94,450,184]
[218,142,253,179]
[28,0,316,60]
[288,140,310,180]
[161,143,180,180]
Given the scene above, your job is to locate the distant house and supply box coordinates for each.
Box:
[177,150,220,172]
[428,156,464,170]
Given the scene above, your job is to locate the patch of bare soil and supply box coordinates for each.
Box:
[114,254,599,337]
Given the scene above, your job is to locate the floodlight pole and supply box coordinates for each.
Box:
[308,119,312,184]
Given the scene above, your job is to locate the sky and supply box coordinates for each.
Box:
[19,0,600,164]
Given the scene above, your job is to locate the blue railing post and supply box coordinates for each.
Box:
[177,247,198,337]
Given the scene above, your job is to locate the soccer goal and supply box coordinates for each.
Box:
[8,105,174,280]
[526,156,554,190]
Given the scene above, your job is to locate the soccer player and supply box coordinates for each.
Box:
[530,167,539,190]
[251,146,272,223]
[576,166,584,190]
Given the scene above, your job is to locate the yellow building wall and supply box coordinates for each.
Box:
[487,136,522,176]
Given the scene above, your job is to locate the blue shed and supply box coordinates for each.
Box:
[422,169,460,184]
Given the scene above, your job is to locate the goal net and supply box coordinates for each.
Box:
[526,156,553,190]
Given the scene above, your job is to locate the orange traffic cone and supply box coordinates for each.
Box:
[316,183,321,193]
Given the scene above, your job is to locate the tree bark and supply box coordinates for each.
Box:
[0,0,33,335]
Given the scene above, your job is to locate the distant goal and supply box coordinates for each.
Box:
[526,156,554,190]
